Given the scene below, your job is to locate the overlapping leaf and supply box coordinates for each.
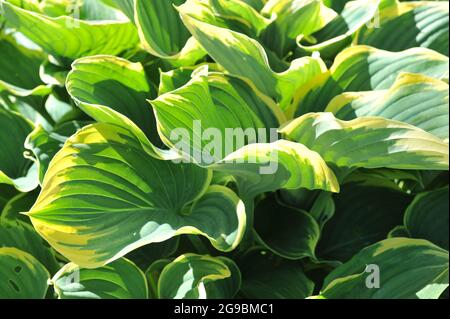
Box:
[0,108,38,192]
[26,123,246,268]
[253,194,320,259]
[135,0,206,66]
[238,248,314,299]
[52,258,148,299]
[158,254,241,299]
[320,238,449,299]
[261,0,337,57]
[293,45,449,116]
[317,183,412,262]
[1,0,139,61]
[297,0,380,58]
[359,1,449,56]
[325,73,449,141]
[404,186,449,250]
[178,5,328,111]
[281,112,449,171]
[0,247,50,299]
[0,219,59,273]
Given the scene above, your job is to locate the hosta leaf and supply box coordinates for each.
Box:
[388,225,410,239]
[238,249,314,299]
[151,71,283,164]
[27,123,246,268]
[294,45,449,116]
[65,57,168,159]
[209,0,273,36]
[323,0,351,12]
[43,93,82,126]
[178,7,328,110]
[0,36,50,99]
[158,254,241,299]
[25,121,87,184]
[0,247,50,299]
[135,0,206,66]
[326,73,449,142]
[52,258,148,299]
[242,0,266,11]
[0,108,38,192]
[66,55,158,141]
[211,139,340,199]
[359,1,449,56]
[0,219,59,274]
[320,238,449,299]
[313,192,336,227]
[1,190,37,223]
[404,186,449,250]
[254,194,320,259]
[280,112,449,171]
[343,168,422,192]
[261,0,337,57]
[1,1,139,61]
[177,0,270,37]
[297,0,380,59]
[158,65,202,95]
[146,259,171,299]
[5,0,116,18]
[101,0,134,22]
[317,183,412,262]
[40,59,70,87]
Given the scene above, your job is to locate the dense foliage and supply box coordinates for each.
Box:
[0,0,448,299]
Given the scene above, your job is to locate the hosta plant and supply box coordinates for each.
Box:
[0,0,449,300]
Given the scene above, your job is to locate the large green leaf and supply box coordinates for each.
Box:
[158,254,241,299]
[211,139,340,199]
[26,123,246,268]
[325,73,449,142]
[253,194,320,259]
[317,183,412,262]
[238,249,314,299]
[178,6,328,111]
[293,45,449,116]
[66,55,159,141]
[1,1,139,61]
[404,186,449,250]
[0,108,38,192]
[0,36,50,99]
[135,0,206,66]
[52,258,148,299]
[359,1,449,56]
[0,219,59,274]
[261,0,337,57]
[150,70,283,164]
[297,0,380,59]
[6,0,126,19]
[320,238,449,299]
[0,247,50,299]
[281,112,449,171]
